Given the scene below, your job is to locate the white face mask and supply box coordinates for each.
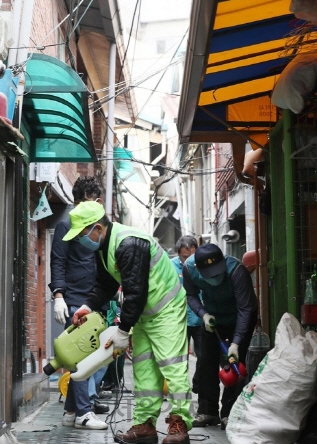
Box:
[204,273,225,286]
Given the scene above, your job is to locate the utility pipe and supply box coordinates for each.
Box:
[211,146,219,225]
[152,198,168,234]
[16,0,34,64]
[105,40,116,218]
[201,145,208,233]
[12,0,35,128]
[149,193,155,236]
[181,180,189,234]
[151,131,167,166]
[188,175,193,235]
[213,192,219,224]
[283,110,297,316]
[269,118,283,336]
[245,185,255,251]
[7,0,23,67]
[174,176,185,235]
[254,164,260,317]
[225,182,229,220]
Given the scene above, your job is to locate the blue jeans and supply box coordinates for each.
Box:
[88,366,108,401]
[187,325,202,393]
[64,306,91,417]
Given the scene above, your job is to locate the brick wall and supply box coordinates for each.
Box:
[25,0,103,369]
[26,193,48,368]
[25,0,79,368]
[30,0,75,61]
[0,0,13,12]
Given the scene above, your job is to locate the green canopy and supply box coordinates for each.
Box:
[114,147,142,182]
[23,54,96,162]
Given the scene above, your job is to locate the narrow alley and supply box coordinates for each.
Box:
[12,356,229,444]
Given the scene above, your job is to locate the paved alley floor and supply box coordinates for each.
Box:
[12,356,230,444]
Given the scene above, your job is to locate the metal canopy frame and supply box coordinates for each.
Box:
[23,53,95,162]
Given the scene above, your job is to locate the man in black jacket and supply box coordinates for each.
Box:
[49,176,117,429]
[183,243,257,430]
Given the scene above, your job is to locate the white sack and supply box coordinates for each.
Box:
[226,312,317,444]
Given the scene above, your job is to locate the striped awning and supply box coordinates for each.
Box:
[178,0,317,146]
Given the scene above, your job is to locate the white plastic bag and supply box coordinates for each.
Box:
[271,54,317,114]
[226,313,317,444]
[290,0,317,24]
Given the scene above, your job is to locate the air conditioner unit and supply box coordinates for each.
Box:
[29,163,58,183]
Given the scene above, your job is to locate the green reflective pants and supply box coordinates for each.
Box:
[132,297,193,430]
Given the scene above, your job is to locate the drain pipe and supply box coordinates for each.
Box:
[7,0,23,68]
[283,110,297,316]
[181,179,189,234]
[201,145,208,234]
[152,131,167,166]
[9,0,35,127]
[105,40,116,219]
[245,184,255,251]
[174,175,186,235]
[188,175,193,235]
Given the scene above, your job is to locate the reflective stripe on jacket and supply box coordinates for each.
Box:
[99,222,185,317]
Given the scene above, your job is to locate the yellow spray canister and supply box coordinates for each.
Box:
[43,312,116,379]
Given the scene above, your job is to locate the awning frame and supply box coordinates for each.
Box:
[23,53,96,163]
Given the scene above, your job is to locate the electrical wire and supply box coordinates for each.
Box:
[9,42,66,51]
[69,0,94,38]
[117,0,141,85]
[9,0,86,75]
[8,2,204,223]
[136,85,180,95]
[89,57,185,113]
[97,109,232,212]
[129,0,142,78]
[98,156,234,177]
[116,29,188,148]
[95,95,233,214]
[158,213,198,237]
[16,3,200,219]
[117,177,152,210]
[89,55,184,96]
[87,28,186,103]
[148,144,191,208]
[88,49,184,99]
[126,19,188,94]
[39,0,86,46]
[65,0,77,70]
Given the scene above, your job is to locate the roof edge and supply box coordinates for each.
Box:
[177,0,217,143]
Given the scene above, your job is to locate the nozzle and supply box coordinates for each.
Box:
[43,362,56,376]
[228,356,241,376]
[43,358,61,375]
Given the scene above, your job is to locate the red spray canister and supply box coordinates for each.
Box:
[215,329,247,387]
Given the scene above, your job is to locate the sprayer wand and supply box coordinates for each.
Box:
[214,328,241,377]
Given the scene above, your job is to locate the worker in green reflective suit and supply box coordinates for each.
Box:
[63,201,193,444]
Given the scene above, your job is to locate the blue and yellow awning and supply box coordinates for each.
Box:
[178,0,317,145]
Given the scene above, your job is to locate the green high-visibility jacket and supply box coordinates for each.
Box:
[99,222,185,325]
